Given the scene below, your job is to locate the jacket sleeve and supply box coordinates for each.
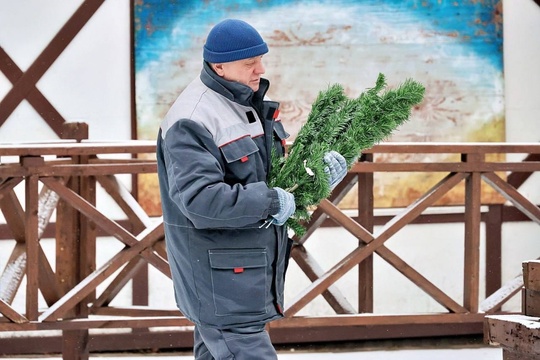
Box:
[159,119,280,229]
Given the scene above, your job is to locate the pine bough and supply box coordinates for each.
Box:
[268,73,425,236]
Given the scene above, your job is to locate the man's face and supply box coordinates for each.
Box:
[212,56,265,92]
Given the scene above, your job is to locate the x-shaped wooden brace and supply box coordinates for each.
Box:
[0,0,105,136]
[38,176,168,322]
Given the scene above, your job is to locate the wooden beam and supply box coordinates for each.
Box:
[0,0,106,126]
[285,172,467,317]
[485,315,540,355]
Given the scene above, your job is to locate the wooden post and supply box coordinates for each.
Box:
[57,122,93,360]
[357,153,374,313]
[522,260,540,317]
[463,152,482,313]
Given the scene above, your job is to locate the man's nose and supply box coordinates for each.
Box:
[255,61,265,75]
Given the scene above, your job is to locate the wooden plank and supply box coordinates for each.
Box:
[0,47,66,136]
[480,272,524,313]
[273,312,486,328]
[91,257,147,309]
[463,154,482,312]
[294,173,357,245]
[38,246,62,306]
[0,243,26,304]
[0,141,156,157]
[0,141,538,158]
[485,315,540,355]
[0,184,26,241]
[507,153,540,188]
[350,161,540,173]
[291,245,356,314]
[485,205,503,298]
[523,260,540,291]
[41,177,170,276]
[361,142,540,154]
[97,174,150,233]
[38,221,164,322]
[502,349,539,360]
[0,298,28,324]
[482,172,540,225]
[523,289,540,317]
[318,199,467,314]
[0,315,191,332]
[0,0,106,126]
[24,172,40,321]
[357,159,374,313]
[284,172,467,317]
[62,330,89,360]
[78,159,96,314]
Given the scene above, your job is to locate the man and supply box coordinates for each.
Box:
[156,19,346,359]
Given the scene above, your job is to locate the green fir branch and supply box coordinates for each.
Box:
[269,73,425,236]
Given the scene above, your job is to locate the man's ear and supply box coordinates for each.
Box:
[212,63,225,76]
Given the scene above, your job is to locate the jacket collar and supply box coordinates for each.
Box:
[200,61,269,107]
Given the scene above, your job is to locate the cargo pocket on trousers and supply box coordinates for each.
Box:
[208,248,268,316]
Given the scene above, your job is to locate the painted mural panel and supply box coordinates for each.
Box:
[134,0,504,214]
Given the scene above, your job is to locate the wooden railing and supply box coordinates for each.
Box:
[0,136,539,357]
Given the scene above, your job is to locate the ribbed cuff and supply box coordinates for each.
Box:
[268,189,281,215]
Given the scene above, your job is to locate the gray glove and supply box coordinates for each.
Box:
[270,187,296,226]
[323,151,347,190]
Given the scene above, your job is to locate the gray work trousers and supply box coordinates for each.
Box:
[193,324,278,360]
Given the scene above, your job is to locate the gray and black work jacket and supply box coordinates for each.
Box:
[157,62,291,329]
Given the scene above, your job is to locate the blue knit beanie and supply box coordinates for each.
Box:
[203,19,268,63]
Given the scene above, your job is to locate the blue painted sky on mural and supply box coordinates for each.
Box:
[134,0,502,71]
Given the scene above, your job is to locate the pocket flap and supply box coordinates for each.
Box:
[209,248,267,269]
[220,136,259,163]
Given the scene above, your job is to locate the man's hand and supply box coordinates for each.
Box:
[270,187,296,226]
[323,151,347,190]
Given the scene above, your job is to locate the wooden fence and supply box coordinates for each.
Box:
[0,132,539,358]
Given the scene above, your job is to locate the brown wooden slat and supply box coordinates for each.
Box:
[0,141,156,157]
[507,154,540,188]
[480,272,526,313]
[285,172,468,317]
[291,245,356,314]
[0,141,538,158]
[39,162,157,176]
[362,142,540,154]
[350,161,540,173]
[97,174,149,232]
[318,199,467,314]
[463,153,482,313]
[295,173,358,245]
[273,312,487,328]
[24,174,40,321]
[1,315,191,332]
[91,257,147,309]
[40,177,170,276]
[482,172,540,224]
[0,0,106,125]
[92,306,181,318]
[485,205,503,298]
[0,243,26,303]
[0,47,66,136]
[78,162,96,314]
[0,185,26,241]
[0,298,28,324]
[38,221,164,322]
[357,157,374,313]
